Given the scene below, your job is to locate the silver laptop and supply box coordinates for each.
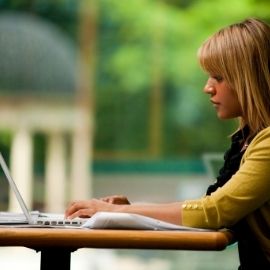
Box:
[0,152,86,227]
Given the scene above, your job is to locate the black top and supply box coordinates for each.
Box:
[206,125,250,196]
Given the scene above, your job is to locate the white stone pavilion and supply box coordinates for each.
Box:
[0,11,92,212]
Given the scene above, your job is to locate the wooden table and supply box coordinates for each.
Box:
[0,227,234,270]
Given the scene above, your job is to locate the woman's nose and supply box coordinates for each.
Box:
[203,79,215,94]
[204,84,215,94]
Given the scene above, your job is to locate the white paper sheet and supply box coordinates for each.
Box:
[82,212,211,231]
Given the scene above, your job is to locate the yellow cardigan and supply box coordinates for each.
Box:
[182,126,270,260]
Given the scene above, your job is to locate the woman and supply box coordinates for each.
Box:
[65,18,270,269]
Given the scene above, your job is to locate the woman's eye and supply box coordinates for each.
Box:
[213,75,223,82]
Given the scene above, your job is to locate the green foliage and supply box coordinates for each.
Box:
[95,0,266,157]
[0,0,79,39]
[1,0,269,160]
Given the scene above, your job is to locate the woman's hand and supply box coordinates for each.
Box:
[65,195,130,219]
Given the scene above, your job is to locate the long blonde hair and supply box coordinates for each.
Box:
[198,18,270,137]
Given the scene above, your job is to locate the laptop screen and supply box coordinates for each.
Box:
[0,152,33,223]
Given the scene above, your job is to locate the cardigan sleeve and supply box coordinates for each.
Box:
[182,127,270,229]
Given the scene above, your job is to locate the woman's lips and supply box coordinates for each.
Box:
[211,100,220,108]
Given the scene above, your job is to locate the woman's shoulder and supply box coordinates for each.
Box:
[255,126,270,138]
[249,126,270,148]
[242,127,270,165]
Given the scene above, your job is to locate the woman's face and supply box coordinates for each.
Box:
[203,75,242,119]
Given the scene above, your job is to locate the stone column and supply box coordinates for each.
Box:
[70,118,91,201]
[45,132,66,212]
[9,128,33,212]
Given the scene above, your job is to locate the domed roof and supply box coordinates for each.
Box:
[0,11,77,99]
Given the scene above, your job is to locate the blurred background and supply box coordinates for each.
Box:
[0,0,269,269]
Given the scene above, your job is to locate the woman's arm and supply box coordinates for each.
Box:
[65,197,183,225]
